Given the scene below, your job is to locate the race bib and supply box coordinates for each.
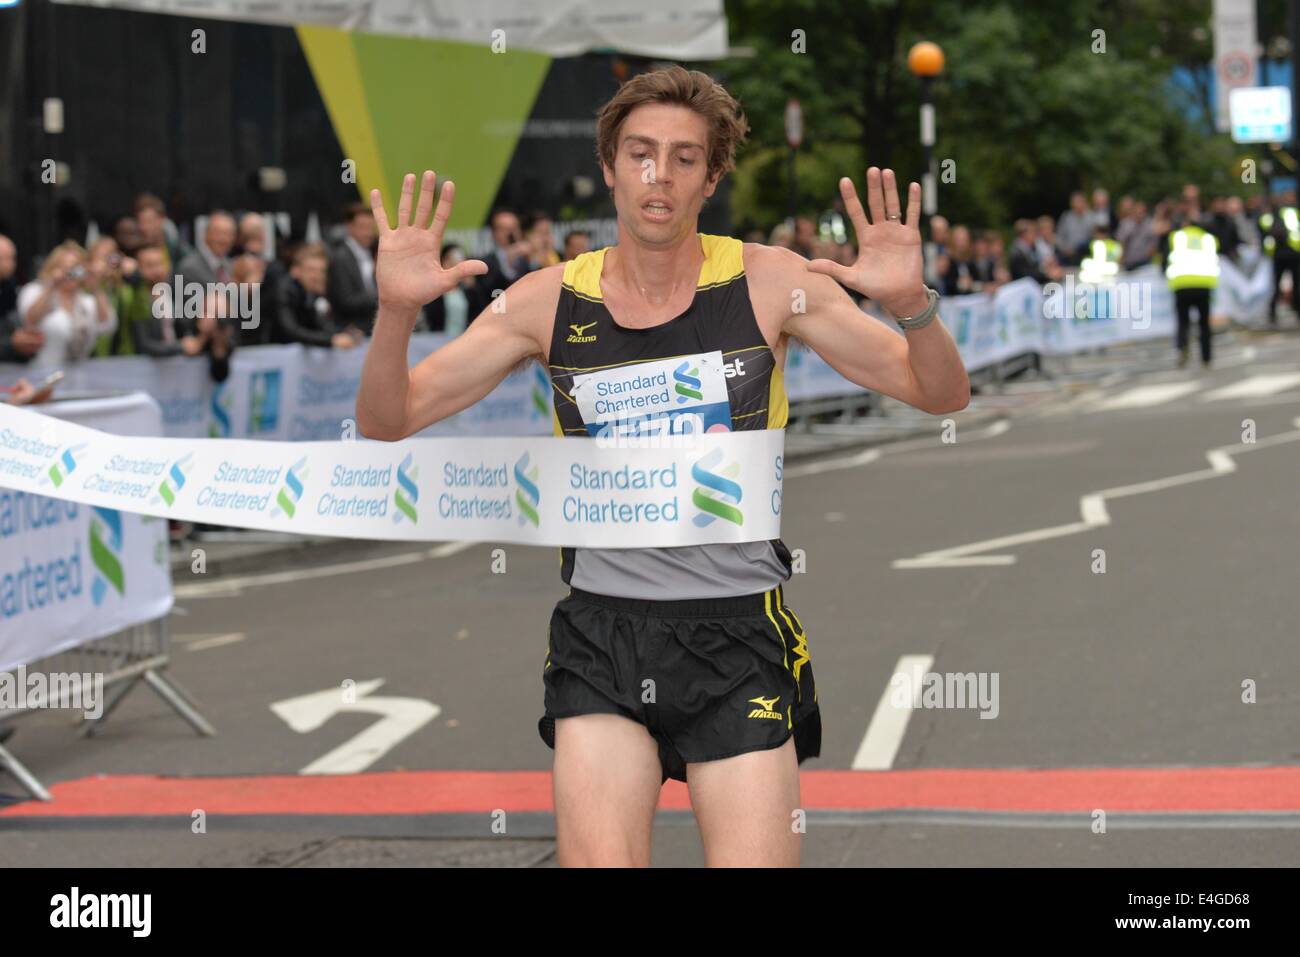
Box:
[570,351,732,439]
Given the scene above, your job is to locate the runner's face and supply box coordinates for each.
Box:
[604,103,717,247]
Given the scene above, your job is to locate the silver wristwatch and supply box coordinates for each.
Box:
[893,286,940,331]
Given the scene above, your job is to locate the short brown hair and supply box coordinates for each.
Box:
[595,65,748,181]
[134,193,166,216]
[292,242,329,267]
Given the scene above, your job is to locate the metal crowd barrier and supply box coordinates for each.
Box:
[0,615,214,802]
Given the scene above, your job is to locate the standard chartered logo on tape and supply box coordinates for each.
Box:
[44,443,86,488]
[394,452,419,524]
[152,454,192,506]
[692,447,744,527]
[0,403,786,548]
[514,452,540,527]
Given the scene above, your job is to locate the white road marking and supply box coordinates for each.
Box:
[785,447,880,478]
[1213,344,1259,368]
[1199,373,1300,402]
[181,632,247,651]
[784,419,1010,479]
[270,679,440,775]
[1093,381,1201,410]
[174,540,479,597]
[853,654,934,770]
[894,416,1300,568]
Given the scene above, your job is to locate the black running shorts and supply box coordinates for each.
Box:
[537,585,821,784]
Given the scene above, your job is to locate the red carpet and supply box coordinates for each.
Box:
[3,766,1298,817]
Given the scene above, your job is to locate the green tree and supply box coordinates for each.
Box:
[714,0,1250,233]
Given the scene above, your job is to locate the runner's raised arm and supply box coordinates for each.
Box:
[356,170,559,440]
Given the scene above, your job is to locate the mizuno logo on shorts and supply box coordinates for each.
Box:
[747,694,782,720]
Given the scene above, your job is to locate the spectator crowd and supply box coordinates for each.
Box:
[0,193,594,378]
[1,181,1292,384]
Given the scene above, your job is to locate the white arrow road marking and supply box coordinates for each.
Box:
[1199,373,1300,402]
[853,655,934,770]
[270,679,440,774]
[894,416,1300,569]
[1093,381,1201,410]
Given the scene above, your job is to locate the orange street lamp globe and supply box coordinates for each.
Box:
[908,41,944,77]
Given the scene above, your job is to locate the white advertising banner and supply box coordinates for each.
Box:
[51,0,729,59]
[1215,255,1273,325]
[0,402,786,550]
[3,336,557,441]
[0,271,1231,421]
[1039,266,1176,355]
[0,394,174,674]
[937,292,992,370]
[782,339,859,401]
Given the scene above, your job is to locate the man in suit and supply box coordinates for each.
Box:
[327,202,379,336]
[476,207,533,310]
[131,243,234,381]
[1009,219,1053,283]
[175,210,236,287]
[279,243,361,349]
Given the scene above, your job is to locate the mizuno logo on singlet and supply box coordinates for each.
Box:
[747,694,782,720]
[567,321,598,343]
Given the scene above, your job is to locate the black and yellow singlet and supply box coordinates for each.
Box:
[547,233,794,599]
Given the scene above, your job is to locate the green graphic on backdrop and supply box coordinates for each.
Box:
[297,26,552,230]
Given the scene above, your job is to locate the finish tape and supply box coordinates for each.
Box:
[0,403,786,548]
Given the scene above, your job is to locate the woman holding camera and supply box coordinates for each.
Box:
[18,240,117,366]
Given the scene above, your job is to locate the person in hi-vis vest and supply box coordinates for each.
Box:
[1259,197,1300,325]
[1077,224,1122,285]
[1164,224,1219,368]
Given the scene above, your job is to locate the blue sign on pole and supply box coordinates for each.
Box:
[1230,86,1294,143]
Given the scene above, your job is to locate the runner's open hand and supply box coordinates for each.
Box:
[371,171,488,311]
[807,167,929,317]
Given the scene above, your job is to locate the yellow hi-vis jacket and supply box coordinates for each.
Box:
[1079,238,1121,284]
[1260,206,1300,254]
[1165,226,1219,291]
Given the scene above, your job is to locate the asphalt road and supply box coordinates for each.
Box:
[3,330,1299,867]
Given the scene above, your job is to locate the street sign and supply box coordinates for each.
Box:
[1230,86,1292,144]
[1213,0,1258,132]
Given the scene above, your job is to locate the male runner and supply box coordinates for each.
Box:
[356,66,968,867]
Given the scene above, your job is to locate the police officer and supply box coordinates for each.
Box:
[1078,223,1122,285]
[1164,222,1220,368]
[1259,193,1300,326]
